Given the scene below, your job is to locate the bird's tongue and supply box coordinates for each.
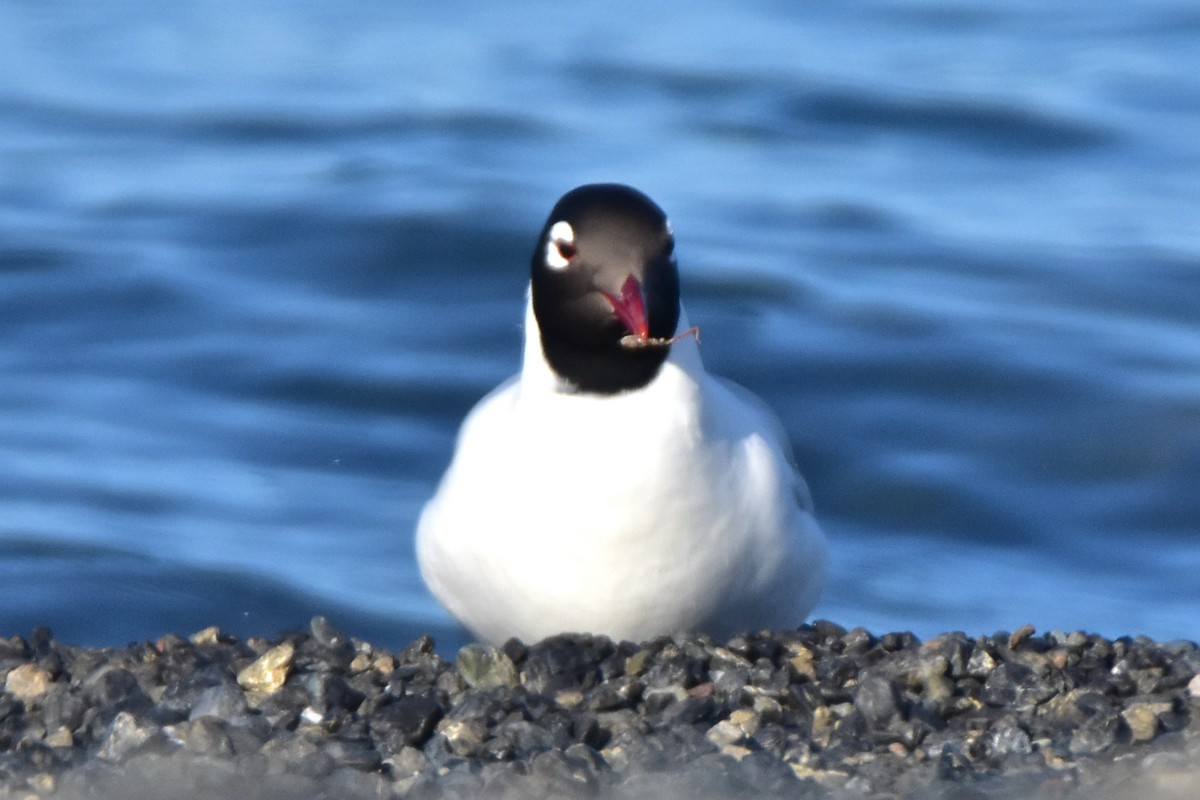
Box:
[602,274,650,340]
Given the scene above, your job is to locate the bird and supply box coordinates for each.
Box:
[416,183,827,645]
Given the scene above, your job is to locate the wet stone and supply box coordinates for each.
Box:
[1044,687,1115,730]
[419,731,459,771]
[226,714,270,753]
[623,647,653,677]
[397,635,436,663]
[371,690,441,747]
[455,644,518,689]
[325,767,390,799]
[83,667,152,715]
[96,711,163,762]
[0,624,1192,799]
[785,643,818,682]
[5,663,52,702]
[525,748,599,795]
[966,645,997,678]
[433,767,484,799]
[1069,711,1121,755]
[389,744,430,779]
[45,725,74,748]
[188,683,248,722]
[189,626,222,646]
[520,635,610,695]
[985,716,1032,758]
[156,664,235,716]
[436,668,466,697]
[0,634,30,662]
[981,660,1055,710]
[817,655,859,690]
[1122,701,1172,742]
[39,684,87,735]
[236,642,295,694]
[582,677,636,711]
[653,694,714,727]
[175,716,235,756]
[854,673,899,725]
[435,717,488,757]
[309,615,347,650]
[751,695,784,726]
[261,733,336,779]
[324,737,383,771]
[890,649,952,695]
[642,684,687,713]
[706,719,749,749]
[300,670,365,716]
[642,650,704,690]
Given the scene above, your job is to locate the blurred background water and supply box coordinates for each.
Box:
[1,0,1198,651]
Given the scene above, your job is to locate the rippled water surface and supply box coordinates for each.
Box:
[2,0,1198,650]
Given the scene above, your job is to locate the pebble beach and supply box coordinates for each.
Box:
[1,618,1198,799]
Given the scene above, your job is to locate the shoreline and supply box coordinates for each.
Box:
[1,618,1197,799]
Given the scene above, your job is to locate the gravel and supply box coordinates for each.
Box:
[1,618,1198,799]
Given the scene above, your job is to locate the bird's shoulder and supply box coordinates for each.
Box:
[704,375,815,513]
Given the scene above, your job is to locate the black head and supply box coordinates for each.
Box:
[530,184,681,394]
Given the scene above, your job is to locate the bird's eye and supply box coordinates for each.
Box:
[545,220,576,271]
[556,240,578,261]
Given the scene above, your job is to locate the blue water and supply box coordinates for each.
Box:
[2,0,1198,651]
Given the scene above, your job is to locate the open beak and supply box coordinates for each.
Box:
[601,274,650,340]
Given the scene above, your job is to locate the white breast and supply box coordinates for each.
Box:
[415,297,827,644]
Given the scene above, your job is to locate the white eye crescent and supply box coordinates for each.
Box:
[544,220,577,271]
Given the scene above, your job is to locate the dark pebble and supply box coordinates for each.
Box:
[0,619,1196,798]
[854,672,900,725]
[188,683,248,722]
[373,689,441,747]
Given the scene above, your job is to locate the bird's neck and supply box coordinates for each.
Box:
[519,288,704,397]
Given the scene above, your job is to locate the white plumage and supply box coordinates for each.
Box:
[416,293,827,644]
